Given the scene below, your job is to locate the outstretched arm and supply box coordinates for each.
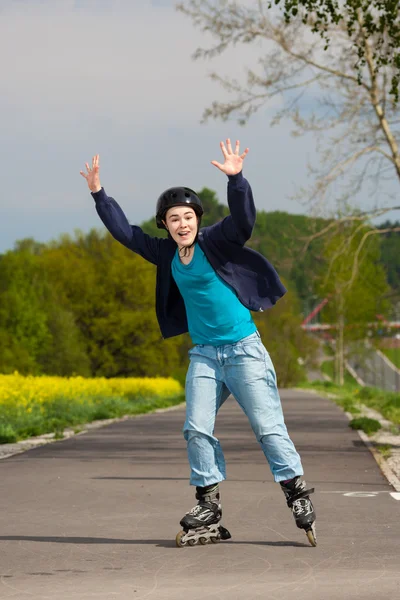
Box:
[210,139,255,245]
[80,155,161,265]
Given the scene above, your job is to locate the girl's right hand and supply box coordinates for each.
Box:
[80,154,101,193]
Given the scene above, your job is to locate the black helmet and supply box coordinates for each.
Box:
[156,187,203,230]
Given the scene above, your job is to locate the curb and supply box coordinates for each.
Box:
[344,410,400,493]
[357,428,400,493]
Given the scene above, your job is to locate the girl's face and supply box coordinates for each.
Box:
[164,206,198,247]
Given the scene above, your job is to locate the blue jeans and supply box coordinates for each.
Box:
[183,331,303,486]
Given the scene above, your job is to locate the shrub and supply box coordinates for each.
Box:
[349,417,382,436]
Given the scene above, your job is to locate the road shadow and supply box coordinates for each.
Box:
[0,535,309,548]
[91,475,391,486]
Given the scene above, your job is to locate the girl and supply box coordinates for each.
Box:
[80,140,316,547]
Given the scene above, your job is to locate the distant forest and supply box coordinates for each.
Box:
[0,186,398,384]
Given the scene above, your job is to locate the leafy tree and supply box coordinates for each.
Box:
[270,0,400,101]
[177,1,400,224]
[0,243,91,376]
[0,329,34,374]
[315,218,391,384]
[378,220,400,295]
[178,0,400,320]
[248,210,329,308]
[38,305,91,377]
[0,250,51,374]
[254,280,318,386]
[198,187,229,226]
[40,229,183,378]
[2,193,397,383]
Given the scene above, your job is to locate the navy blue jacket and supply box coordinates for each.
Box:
[92,172,287,339]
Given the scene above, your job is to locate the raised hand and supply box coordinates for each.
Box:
[211,139,249,176]
[80,154,101,193]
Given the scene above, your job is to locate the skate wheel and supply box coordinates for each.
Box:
[210,536,219,544]
[188,539,196,547]
[175,531,186,548]
[199,537,208,545]
[306,524,317,547]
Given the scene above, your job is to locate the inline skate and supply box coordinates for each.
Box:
[176,483,231,547]
[280,476,317,546]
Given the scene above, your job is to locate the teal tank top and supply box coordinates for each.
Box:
[171,243,256,345]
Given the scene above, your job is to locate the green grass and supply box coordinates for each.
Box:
[0,393,186,444]
[0,424,18,444]
[354,387,400,425]
[376,444,392,459]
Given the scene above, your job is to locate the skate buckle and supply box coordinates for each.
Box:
[286,486,315,508]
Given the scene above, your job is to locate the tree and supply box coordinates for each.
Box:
[254,279,318,386]
[38,304,91,377]
[178,0,400,324]
[313,218,390,384]
[378,220,400,296]
[271,1,400,102]
[40,229,184,378]
[198,187,229,226]
[0,250,51,374]
[0,243,91,376]
[177,1,400,217]
[301,210,400,298]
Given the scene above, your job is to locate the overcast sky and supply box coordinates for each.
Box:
[0,0,397,253]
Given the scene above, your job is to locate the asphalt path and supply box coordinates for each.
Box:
[1,389,399,600]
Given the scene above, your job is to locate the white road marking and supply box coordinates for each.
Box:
[320,491,387,494]
[319,491,400,500]
[343,492,379,497]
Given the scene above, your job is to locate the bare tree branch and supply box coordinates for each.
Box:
[346,227,400,290]
[300,206,400,255]
[177,0,400,214]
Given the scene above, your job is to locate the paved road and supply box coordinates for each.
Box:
[1,389,399,600]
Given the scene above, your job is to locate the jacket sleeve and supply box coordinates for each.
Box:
[208,172,256,246]
[92,188,161,266]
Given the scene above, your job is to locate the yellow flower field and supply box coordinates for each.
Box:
[0,373,184,444]
[0,373,183,410]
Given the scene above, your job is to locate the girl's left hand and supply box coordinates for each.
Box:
[211,139,249,175]
[80,154,101,193]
